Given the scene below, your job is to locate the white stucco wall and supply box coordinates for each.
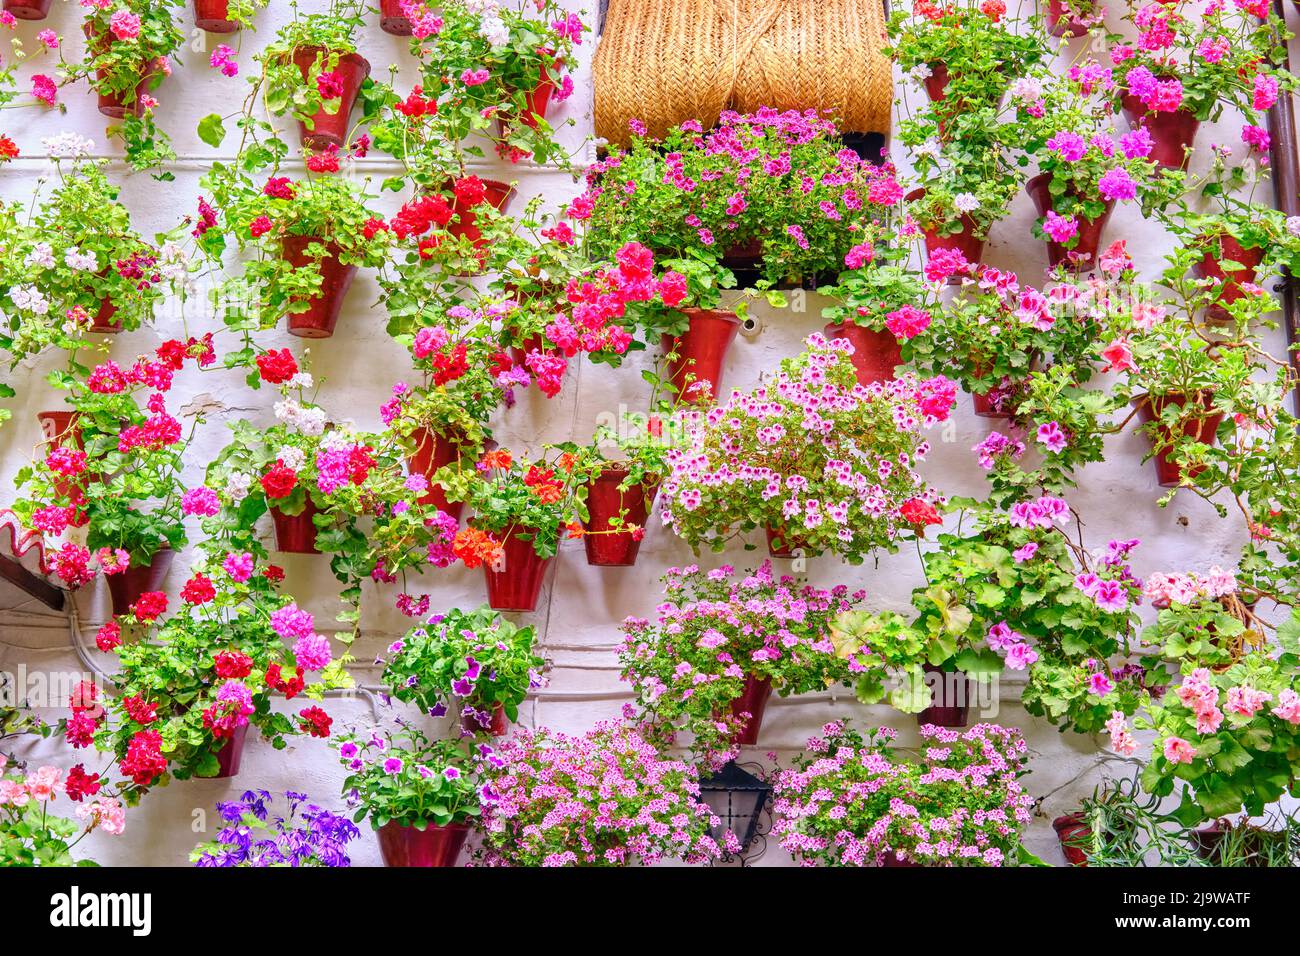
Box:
[1,0,1297,866]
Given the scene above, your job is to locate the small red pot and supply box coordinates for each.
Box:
[730,675,773,746]
[765,526,807,559]
[270,500,321,554]
[447,178,516,250]
[1120,95,1199,171]
[1026,173,1115,272]
[406,426,465,520]
[583,467,657,567]
[89,296,122,333]
[482,526,551,612]
[37,411,82,447]
[923,64,950,102]
[661,308,741,406]
[213,722,249,778]
[918,663,970,728]
[292,48,371,151]
[1193,233,1264,323]
[377,820,469,867]
[497,58,558,139]
[824,321,902,386]
[1133,392,1223,488]
[281,236,357,338]
[106,547,174,618]
[379,0,413,35]
[2,0,53,20]
[194,0,239,32]
[1053,812,1091,867]
[85,24,154,119]
[880,854,922,867]
[460,701,508,737]
[1046,0,1091,37]
[906,189,984,276]
[973,385,1010,419]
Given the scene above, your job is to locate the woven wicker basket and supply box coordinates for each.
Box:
[594,0,893,147]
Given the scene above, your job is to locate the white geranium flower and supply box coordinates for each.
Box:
[1287,216,1300,238]
[296,407,327,437]
[25,243,55,269]
[10,286,50,314]
[41,132,96,159]
[64,247,98,271]
[274,398,303,425]
[480,14,509,47]
[225,472,252,502]
[277,446,307,471]
[909,64,933,82]
[288,372,313,390]
[953,192,980,213]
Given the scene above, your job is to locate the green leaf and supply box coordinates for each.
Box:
[197,113,227,148]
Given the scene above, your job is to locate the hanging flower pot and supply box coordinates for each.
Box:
[765,526,809,559]
[905,189,985,275]
[376,820,469,867]
[213,723,249,778]
[729,675,773,746]
[106,547,174,618]
[1120,94,1199,171]
[1133,392,1223,488]
[482,526,551,612]
[1026,173,1115,272]
[447,178,516,250]
[460,702,508,737]
[583,467,657,567]
[1192,233,1264,323]
[406,427,465,520]
[89,296,123,333]
[292,47,371,151]
[496,56,559,139]
[281,236,357,338]
[1045,0,1091,38]
[270,499,321,554]
[193,0,239,33]
[720,238,764,271]
[2,0,53,20]
[880,854,922,867]
[917,663,970,728]
[84,24,155,119]
[37,411,82,447]
[378,0,413,35]
[923,63,951,102]
[823,321,901,386]
[1191,820,1274,865]
[1053,812,1091,866]
[661,308,741,406]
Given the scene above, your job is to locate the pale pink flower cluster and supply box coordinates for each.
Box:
[1142,568,1238,608]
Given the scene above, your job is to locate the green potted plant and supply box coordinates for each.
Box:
[0,759,124,866]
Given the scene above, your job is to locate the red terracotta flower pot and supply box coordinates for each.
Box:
[213,722,249,778]
[905,189,984,278]
[661,308,741,406]
[270,500,322,554]
[292,48,371,150]
[497,57,559,139]
[1120,94,1199,171]
[824,321,902,386]
[923,63,950,102]
[972,387,1009,419]
[482,526,551,612]
[721,238,764,270]
[84,24,154,119]
[765,526,807,559]
[460,701,508,737]
[379,0,413,35]
[880,854,922,867]
[37,411,82,448]
[377,820,469,867]
[583,467,657,567]
[917,663,970,728]
[1026,173,1115,272]
[3,0,53,20]
[406,426,465,519]
[89,296,123,332]
[447,178,516,250]
[281,236,357,338]
[1053,812,1091,867]
[730,675,773,746]
[1045,0,1091,37]
[1133,392,1223,488]
[106,547,174,618]
[194,0,239,32]
[1192,233,1264,323]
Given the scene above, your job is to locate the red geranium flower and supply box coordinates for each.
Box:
[260,461,298,500]
[256,348,298,384]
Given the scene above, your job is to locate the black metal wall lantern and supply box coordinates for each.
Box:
[699,760,772,864]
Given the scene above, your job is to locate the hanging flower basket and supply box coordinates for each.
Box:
[281,236,358,338]
[583,467,657,567]
[213,723,249,778]
[497,56,559,139]
[1053,812,1091,866]
[379,0,413,35]
[89,296,123,333]
[661,308,741,406]
[447,177,516,250]
[1026,173,1115,272]
[106,547,174,618]
[1192,233,1264,323]
[270,500,321,554]
[406,427,465,520]
[917,663,970,728]
[1133,392,1223,488]
[36,411,82,447]
[1120,95,1199,171]
[460,702,508,737]
[482,526,551,612]
[194,0,239,33]
[823,321,901,386]
[765,526,809,559]
[292,47,371,150]
[729,674,773,745]
[84,24,157,119]
[2,0,52,20]
[376,820,469,867]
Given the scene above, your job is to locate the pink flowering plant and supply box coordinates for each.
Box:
[65,0,184,172]
[659,334,954,560]
[337,721,483,830]
[0,756,124,866]
[818,220,934,336]
[620,562,864,760]
[472,720,726,866]
[772,721,1037,867]
[381,605,544,733]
